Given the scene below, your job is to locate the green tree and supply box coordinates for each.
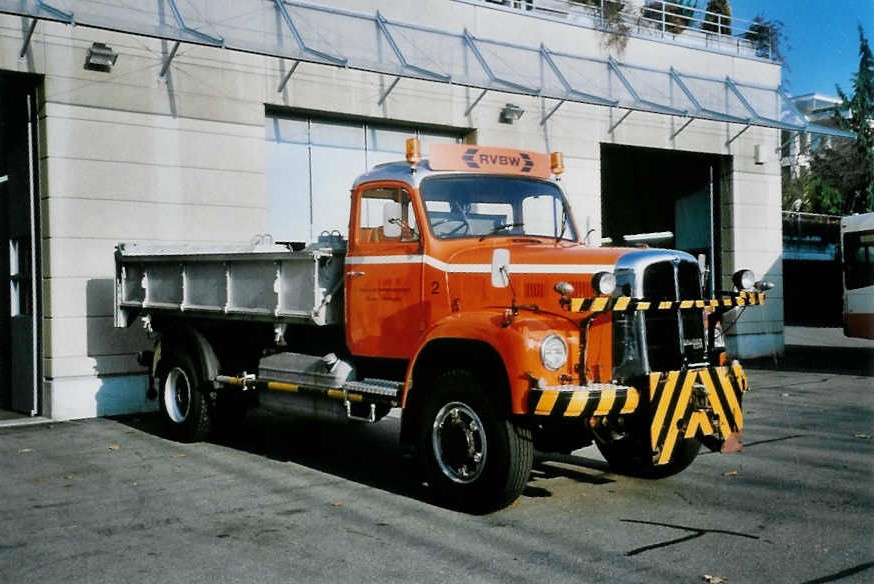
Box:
[702,0,731,36]
[831,26,874,213]
[743,14,787,61]
[784,26,874,215]
[642,0,698,35]
[808,138,869,215]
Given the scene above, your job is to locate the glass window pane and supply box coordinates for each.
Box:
[266,117,308,144]
[359,187,419,243]
[523,194,561,237]
[266,114,464,243]
[310,143,366,238]
[844,230,874,290]
[418,131,461,153]
[310,121,363,149]
[368,127,408,154]
[266,139,310,242]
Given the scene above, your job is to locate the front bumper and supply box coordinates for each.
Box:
[528,363,750,465]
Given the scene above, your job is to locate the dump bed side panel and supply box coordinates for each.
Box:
[114,242,345,328]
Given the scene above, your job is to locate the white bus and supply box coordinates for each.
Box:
[840,212,874,339]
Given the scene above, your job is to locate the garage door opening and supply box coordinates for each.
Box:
[0,72,42,418]
[601,144,731,295]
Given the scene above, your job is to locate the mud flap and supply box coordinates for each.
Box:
[649,364,749,465]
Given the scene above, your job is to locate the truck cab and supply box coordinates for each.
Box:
[341,141,761,509]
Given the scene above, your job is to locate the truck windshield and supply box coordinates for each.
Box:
[420,176,576,241]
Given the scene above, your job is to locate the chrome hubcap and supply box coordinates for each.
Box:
[163,367,191,423]
[432,401,487,484]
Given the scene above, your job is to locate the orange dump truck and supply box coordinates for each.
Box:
[115,141,767,512]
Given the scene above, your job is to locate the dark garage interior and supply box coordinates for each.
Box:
[601,143,731,294]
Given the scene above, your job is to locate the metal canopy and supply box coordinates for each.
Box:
[1,0,852,139]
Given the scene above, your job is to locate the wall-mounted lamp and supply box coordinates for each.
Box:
[754,143,765,165]
[499,103,525,124]
[84,42,118,72]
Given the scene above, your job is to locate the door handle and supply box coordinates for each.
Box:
[347,271,366,278]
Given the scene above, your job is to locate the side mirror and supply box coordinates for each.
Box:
[491,248,510,288]
[382,201,402,238]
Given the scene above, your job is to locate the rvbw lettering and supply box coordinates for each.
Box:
[479,154,521,166]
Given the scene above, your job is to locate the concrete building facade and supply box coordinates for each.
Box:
[0,0,822,420]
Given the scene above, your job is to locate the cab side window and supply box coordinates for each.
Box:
[358,187,418,244]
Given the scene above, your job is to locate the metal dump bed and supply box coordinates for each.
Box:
[114,240,346,328]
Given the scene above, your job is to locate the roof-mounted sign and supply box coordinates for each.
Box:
[429,144,551,178]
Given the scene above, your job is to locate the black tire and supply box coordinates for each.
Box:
[157,350,212,442]
[594,425,699,478]
[417,369,533,513]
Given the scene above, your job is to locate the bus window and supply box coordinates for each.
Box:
[843,230,874,290]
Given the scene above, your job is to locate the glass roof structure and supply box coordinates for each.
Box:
[1,0,851,138]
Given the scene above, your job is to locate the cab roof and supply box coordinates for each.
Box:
[352,159,561,190]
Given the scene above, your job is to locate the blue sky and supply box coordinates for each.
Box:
[728,0,873,97]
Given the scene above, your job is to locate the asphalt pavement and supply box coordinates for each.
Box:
[1,328,872,583]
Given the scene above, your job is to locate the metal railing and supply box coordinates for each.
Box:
[472,1,777,61]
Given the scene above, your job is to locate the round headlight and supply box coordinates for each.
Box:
[540,334,568,371]
[732,269,756,291]
[592,271,617,296]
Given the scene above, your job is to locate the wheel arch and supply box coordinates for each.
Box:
[400,337,510,447]
[153,322,221,390]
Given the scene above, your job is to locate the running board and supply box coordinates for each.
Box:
[215,374,403,408]
[344,378,403,400]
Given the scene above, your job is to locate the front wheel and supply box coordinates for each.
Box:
[594,424,699,478]
[417,369,533,513]
[157,351,212,442]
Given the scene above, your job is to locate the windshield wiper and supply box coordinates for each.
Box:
[556,206,568,242]
[480,222,524,241]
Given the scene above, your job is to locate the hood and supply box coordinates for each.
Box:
[445,240,629,276]
[438,240,633,311]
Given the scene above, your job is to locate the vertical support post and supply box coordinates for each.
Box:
[19,19,37,59]
[377,77,402,106]
[540,99,566,125]
[464,89,489,117]
[160,40,181,78]
[708,164,716,295]
[277,60,300,93]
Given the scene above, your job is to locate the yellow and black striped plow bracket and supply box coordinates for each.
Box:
[529,383,642,418]
[649,363,748,466]
[570,291,766,314]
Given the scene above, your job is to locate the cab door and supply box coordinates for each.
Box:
[345,184,423,359]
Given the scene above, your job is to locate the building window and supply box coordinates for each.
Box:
[266,115,463,243]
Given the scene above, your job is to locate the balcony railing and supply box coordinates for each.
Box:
[473,1,776,61]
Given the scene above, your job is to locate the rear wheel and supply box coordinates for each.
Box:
[417,369,533,513]
[158,351,212,442]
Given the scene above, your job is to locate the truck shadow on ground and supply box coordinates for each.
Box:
[118,410,616,506]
